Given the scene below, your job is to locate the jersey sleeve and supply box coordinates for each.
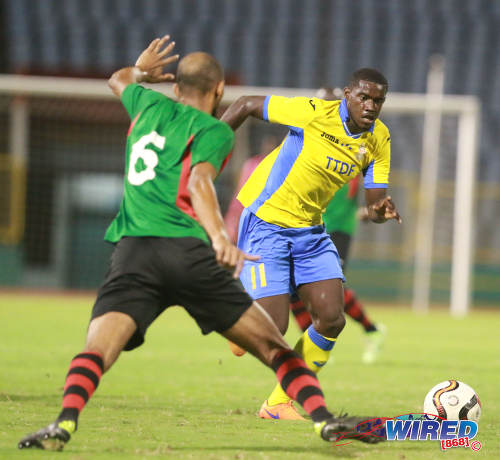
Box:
[121,83,169,119]
[264,96,324,128]
[363,133,391,188]
[190,122,235,174]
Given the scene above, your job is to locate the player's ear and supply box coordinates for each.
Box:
[215,80,225,101]
[173,83,180,99]
[343,86,351,100]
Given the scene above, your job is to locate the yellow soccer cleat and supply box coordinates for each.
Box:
[259,400,306,420]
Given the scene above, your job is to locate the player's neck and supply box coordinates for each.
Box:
[177,94,214,115]
[346,118,365,135]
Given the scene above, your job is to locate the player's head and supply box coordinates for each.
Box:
[344,68,388,132]
[174,52,225,114]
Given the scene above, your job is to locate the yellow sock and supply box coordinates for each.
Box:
[267,325,336,406]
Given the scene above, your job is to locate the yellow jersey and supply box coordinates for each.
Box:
[237,96,391,228]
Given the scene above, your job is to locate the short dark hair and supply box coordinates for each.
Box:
[176,52,224,94]
[349,68,388,90]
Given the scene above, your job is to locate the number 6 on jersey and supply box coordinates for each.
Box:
[128,131,165,186]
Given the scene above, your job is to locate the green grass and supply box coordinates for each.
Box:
[1,293,499,459]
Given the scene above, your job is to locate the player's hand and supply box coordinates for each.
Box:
[135,35,179,83]
[211,234,260,279]
[369,196,402,223]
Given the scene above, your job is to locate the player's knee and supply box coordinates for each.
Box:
[316,310,346,337]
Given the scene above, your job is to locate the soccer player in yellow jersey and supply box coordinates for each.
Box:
[221,68,401,420]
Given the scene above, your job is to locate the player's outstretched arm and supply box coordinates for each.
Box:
[220,96,266,131]
[365,188,402,224]
[188,162,259,278]
[108,35,179,98]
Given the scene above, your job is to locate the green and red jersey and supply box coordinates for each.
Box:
[105,83,234,244]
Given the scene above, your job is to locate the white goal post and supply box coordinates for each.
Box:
[0,74,480,315]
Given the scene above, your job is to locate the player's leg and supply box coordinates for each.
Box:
[289,292,312,332]
[288,231,350,333]
[249,294,304,418]
[223,302,331,422]
[254,294,291,334]
[228,208,292,356]
[18,237,164,451]
[261,280,344,417]
[263,229,346,412]
[18,312,137,451]
[223,303,384,443]
[58,312,136,422]
[330,231,386,363]
[178,238,384,443]
[343,287,377,332]
[228,294,291,356]
[297,278,345,369]
[258,279,345,418]
[261,280,344,416]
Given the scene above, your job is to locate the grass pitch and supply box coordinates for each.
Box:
[1,292,499,459]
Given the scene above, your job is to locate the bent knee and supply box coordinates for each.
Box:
[314,311,346,337]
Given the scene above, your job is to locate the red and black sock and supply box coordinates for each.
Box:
[271,349,332,423]
[344,288,376,332]
[289,299,313,332]
[57,352,104,425]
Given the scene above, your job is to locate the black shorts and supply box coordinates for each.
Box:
[91,236,253,351]
[329,231,351,270]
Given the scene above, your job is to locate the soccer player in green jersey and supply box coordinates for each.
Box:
[18,37,384,451]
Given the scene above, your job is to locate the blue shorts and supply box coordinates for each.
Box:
[237,209,344,300]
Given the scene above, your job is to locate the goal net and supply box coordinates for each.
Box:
[0,75,487,315]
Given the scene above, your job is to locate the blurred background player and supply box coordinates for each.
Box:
[221,69,401,421]
[226,89,386,367]
[18,37,383,451]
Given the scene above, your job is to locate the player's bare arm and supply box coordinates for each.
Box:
[220,96,266,130]
[108,35,179,98]
[188,162,259,278]
[365,188,402,224]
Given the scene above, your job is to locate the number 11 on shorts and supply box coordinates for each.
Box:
[251,263,267,289]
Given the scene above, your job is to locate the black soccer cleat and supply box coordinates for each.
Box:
[18,421,73,451]
[315,415,387,444]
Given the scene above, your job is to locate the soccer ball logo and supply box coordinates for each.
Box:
[423,380,481,421]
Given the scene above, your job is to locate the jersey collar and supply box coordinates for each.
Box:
[339,98,375,138]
